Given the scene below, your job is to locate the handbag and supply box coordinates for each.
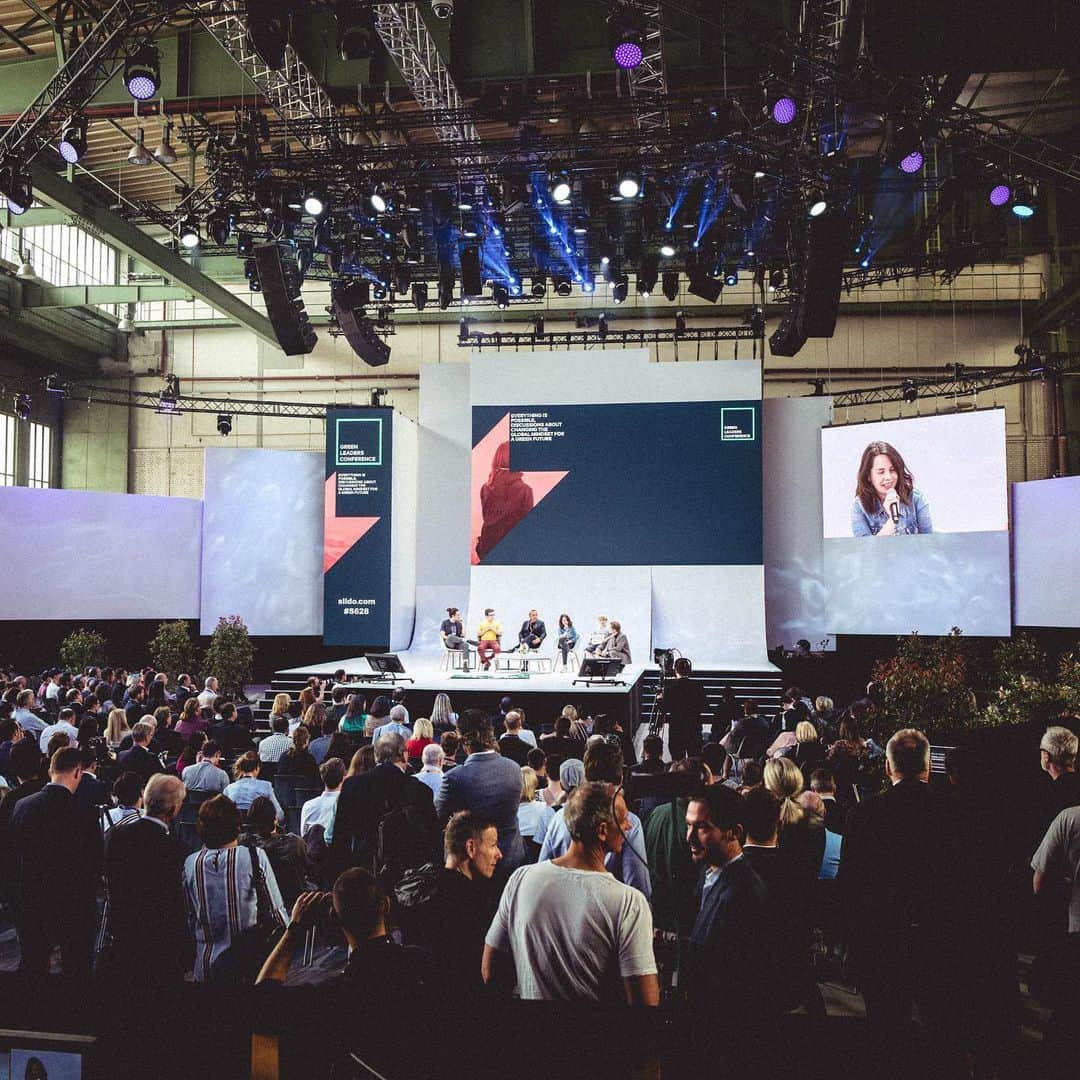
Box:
[209,841,285,985]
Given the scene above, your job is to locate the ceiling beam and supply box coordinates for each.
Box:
[22,283,193,308]
[29,162,281,349]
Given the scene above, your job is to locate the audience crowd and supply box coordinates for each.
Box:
[0,662,1078,1078]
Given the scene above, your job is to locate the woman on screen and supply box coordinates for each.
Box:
[475,441,534,561]
[851,441,932,536]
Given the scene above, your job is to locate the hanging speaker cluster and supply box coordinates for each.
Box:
[333,282,392,367]
[253,244,318,356]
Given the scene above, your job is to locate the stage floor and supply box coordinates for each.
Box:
[277,654,642,696]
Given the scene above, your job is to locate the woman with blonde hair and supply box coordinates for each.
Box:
[406,717,435,767]
[792,720,825,771]
[105,706,132,750]
[763,757,824,882]
[430,692,457,735]
[268,693,291,727]
[517,766,555,859]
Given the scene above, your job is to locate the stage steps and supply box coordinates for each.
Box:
[637,669,784,734]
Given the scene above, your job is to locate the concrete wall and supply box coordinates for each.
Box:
[61,400,128,492]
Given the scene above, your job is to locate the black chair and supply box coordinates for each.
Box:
[272,774,301,809]
[259,760,278,782]
[286,787,322,835]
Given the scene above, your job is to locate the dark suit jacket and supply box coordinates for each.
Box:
[332,762,439,868]
[838,779,962,970]
[104,816,192,980]
[10,783,102,925]
[662,677,708,743]
[210,718,255,757]
[434,750,524,868]
[151,726,187,761]
[117,744,165,785]
[517,619,547,648]
[74,771,110,808]
[497,733,532,767]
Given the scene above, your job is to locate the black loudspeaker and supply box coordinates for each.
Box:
[769,307,808,357]
[253,244,317,356]
[460,245,482,296]
[797,213,846,339]
[333,286,391,367]
[687,271,723,304]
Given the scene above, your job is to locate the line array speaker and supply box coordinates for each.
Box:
[253,244,318,356]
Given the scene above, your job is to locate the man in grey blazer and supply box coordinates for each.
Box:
[598,620,631,665]
[435,720,524,870]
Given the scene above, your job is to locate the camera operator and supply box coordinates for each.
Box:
[659,656,708,761]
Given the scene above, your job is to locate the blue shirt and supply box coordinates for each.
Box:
[222,777,284,822]
[851,488,932,536]
[372,721,412,742]
[538,809,652,899]
[819,829,842,880]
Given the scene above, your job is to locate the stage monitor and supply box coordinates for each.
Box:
[366,653,406,675]
[577,656,624,679]
[820,409,1010,635]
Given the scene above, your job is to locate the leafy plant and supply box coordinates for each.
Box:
[149,620,198,684]
[58,627,108,673]
[203,615,255,697]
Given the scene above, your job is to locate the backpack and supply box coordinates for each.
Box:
[375,798,434,881]
[392,863,444,946]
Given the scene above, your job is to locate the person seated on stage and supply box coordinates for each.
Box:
[517,609,547,653]
[476,608,503,671]
[584,615,610,655]
[597,620,631,665]
[555,614,579,669]
[440,607,470,658]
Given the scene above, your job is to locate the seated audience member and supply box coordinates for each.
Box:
[741,785,824,1019]
[123,684,148,730]
[738,759,764,792]
[440,729,462,771]
[12,690,44,738]
[266,692,291,732]
[324,732,357,769]
[826,715,883,805]
[631,734,667,776]
[300,701,326,740]
[102,771,145,831]
[103,773,191,983]
[763,757,825,884]
[0,717,22,783]
[540,711,587,762]
[539,741,651,899]
[545,756,584,809]
[46,730,72,761]
[810,766,846,835]
[498,710,535,766]
[300,757,346,838]
[396,810,503,997]
[430,692,458,736]
[436,721,525,870]
[1037,725,1080,834]
[196,677,219,711]
[210,701,254,757]
[483,782,658,1004]
[767,701,811,759]
[258,715,292,763]
[405,717,435,768]
[813,696,837,741]
[175,731,206,777]
[373,704,411,743]
[526,747,549,789]
[38,706,79,753]
[328,685,350,726]
[118,721,165,785]
[792,720,826,771]
[0,740,46,861]
[415,744,446,798]
[223,751,285,822]
[74,745,109,806]
[683,783,777,1019]
[175,696,209,739]
[308,712,336,765]
[391,687,411,725]
[10,746,103,977]
[701,742,733,787]
[275,725,321,789]
[182,739,230,794]
[247,795,311,908]
[644,758,712,936]
[184,795,288,982]
[361,696,391,738]
[517,766,555,858]
[151,705,186,759]
[286,700,304,734]
[345,744,376,779]
[722,700,771,761]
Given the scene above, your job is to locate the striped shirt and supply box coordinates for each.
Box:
[183,843,288,982]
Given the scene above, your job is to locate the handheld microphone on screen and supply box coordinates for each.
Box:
[889,499,900,525]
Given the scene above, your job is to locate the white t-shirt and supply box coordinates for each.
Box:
[485,861,656,1001]
[299,790,340,837]
[197,689,217,709]
[1032,805,1080,933]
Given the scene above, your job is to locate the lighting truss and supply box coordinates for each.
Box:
[459,325,764,350]
[623,2,669,142]
[825,352,1080,408]
[372,4,478,144]
[199,1,342,151]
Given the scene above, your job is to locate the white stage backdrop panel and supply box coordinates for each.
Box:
[0,486,201,619]
[1013,475,1080,627]
[389,415,418,651]
[467,565,652,665]
[763,397,831,651]
[201,449,323,636]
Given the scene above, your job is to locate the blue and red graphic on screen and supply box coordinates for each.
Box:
[471,401,761,566]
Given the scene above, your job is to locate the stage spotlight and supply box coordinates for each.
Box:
[899,149,924,174]
[370,187,389,213]
[405,282,425,311]
[767,89,797,125]
[438,271,454,310]
[808,193,828,218]
[177,215,200,250]
[611,275,628,304]
[533,314,544,336]
[551,170,572,204]
[989,183,1011,207]
[531,275,547,298]
[237,231,254,256]
[1011,183,1037,218]
[207,208,230,246]
[675,310,687,333]
[337,4,376,60]
[659,243,675,258]
[724,265,739,287]
[58,115,87,164]
[554,275,572,297]
[458,317,469,343]
[247,2,289,69]
[617,173,640,199]
[216,413,233,436]
[637,256,658,297]
[372,281,388,300]
[493,283,510,309]
[127,127,152,166]
[687,270,722,303]
[662,270,679,301]
[609,8,645,70]
[0,166,32,215]
[598,312,609,339]
[155,375,181,416]
[13,393,31,421]
[901,379,918,404]
[768,268,785,291]
[124,42,160,100]
[304,191,327,217]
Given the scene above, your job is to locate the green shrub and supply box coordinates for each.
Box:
[58,627,108,673]
[149,620,198,684]
[203,615,255,697]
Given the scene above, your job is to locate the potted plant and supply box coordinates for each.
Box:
[203,615,255,698]
[148,620,199,685]
[59,627,108,673]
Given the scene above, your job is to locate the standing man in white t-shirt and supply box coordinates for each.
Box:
[482,781,659,1005]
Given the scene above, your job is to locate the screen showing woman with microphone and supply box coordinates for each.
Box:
[851,440,933,536]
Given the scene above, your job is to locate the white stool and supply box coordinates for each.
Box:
[440,646,465,672]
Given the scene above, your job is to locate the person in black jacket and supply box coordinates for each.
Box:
[517,609,547,651]
[117,721,165,785]
[838,728,966,1079]
[210,701,255,758]
[660,657,708,761]
[9,746,103,977]
[102,773,192,982]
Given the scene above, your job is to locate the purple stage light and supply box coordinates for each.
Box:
[771,96,797,125]
[126,74,158,101]
[899,150,924,174]
[59,141,79,164]
[613,40,643,69]
[989,184,1011,207]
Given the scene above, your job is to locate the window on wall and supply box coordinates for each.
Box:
[27,422,51,488]
[5,222,117,288]
[0,414,15,486]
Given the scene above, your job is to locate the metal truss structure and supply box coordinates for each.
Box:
[198,1,342,150]
[624,2,668,141]
[826,352,1080,408]
[459,324,765,351]
[372,3,477,145]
